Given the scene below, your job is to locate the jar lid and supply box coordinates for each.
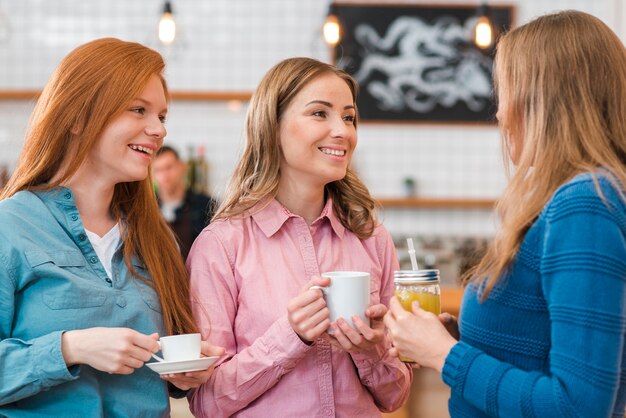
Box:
[394,269,440,283]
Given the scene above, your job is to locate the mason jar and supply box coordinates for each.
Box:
[393,269,441,362]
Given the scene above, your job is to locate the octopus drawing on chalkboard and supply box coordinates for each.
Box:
[334,5,514,122]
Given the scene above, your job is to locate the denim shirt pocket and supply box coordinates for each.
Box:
[25,250,86,268]
[131,259,163,314]
[25,250,108,310]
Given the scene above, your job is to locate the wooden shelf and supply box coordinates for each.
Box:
[441,286,464,317]
[0,90,254,102]
[377,197,496,209]
[0,90,40,100]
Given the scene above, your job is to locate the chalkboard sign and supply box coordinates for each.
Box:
[333,3,514,123]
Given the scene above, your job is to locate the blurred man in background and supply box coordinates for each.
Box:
[153,145,216,259]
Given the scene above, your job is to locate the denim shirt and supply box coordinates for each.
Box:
[0,188,169,417]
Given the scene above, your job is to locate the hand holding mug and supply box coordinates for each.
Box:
[328,303,386,354]
[287,275,331,343]
[61,327,159,374]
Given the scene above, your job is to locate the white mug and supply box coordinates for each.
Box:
[151,333,201,362]
[315,271,371,332]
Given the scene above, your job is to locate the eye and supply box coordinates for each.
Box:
[312,110,327,118]
[343,114,355,123]
[159,114,167,123]
[130,107,145,115]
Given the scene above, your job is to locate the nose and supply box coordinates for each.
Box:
[145,116,166,139]
[330,115,352,139]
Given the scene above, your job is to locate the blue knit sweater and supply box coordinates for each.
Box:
[442,172,626,418]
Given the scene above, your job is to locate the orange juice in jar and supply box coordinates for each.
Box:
[393,269,441,362]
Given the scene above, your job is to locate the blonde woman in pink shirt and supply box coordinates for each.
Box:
[186,57,412,417]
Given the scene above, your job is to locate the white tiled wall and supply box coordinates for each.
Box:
[0,0,622,238]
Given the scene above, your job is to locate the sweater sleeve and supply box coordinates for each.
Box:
[442,181,626,417]
[186,229,312,418]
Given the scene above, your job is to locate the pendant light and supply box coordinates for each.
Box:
[158,1,176,46]
[474,2,493,49]
[323,3,341,46]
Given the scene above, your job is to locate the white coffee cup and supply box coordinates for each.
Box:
[316,271,371,332]
[151,333,201,362]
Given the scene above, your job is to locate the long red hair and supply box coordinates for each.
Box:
[1,38,196,335]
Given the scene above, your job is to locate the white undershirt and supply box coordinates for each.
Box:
[85,224,121,279]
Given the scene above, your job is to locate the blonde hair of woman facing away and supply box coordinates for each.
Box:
[384,10,626,418]
[187,57,411,417]
[469,10,626,295]
[0,38,222,416]
[214,57,378,238]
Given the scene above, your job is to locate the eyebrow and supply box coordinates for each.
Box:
[305,100,355,110]
[133,97,168,114]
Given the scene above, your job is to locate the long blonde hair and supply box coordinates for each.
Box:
[214,57,378,238]
[1,38,196,335]
[465,11,626,297]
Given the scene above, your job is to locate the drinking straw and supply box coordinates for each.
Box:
[406,238,419,271]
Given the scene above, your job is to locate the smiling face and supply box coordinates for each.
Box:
[277,72,357,190]
[83,74,168,186]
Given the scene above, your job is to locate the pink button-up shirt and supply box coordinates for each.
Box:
[187,198,412,418]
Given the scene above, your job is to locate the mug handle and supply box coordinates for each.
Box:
[151,341,165,362]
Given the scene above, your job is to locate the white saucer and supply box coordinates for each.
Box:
[145,356,219,375]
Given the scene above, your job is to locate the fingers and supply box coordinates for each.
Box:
[162,368,213,389]
[330,322,355,351]
[337,319,364,345]
[288,283,331,342]
[200,341,225,357]
[365,304,387,320]
[288,287,324,312]
[125,331,160,363]
[302,275,330,293]
[383,310,396,330]
[438,313,460,340]
[388,297,406,318]
[411,301,422,315]
[332,317,383,351]
[352,315,376,341]
[304,317,331,341]
[288,296,327,324]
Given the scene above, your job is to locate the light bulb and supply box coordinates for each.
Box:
[475,16,493,49]
[158,1,176,45]
[323,15,340,46]
[159,13,175,45]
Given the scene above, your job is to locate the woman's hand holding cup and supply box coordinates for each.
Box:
[61,327,159,374]
[287,276,331,344]
[383,296,457,372]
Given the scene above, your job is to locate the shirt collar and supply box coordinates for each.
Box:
[251,197,346,239]
[34,185,76,206]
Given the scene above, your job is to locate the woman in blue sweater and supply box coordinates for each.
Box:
[384,10,626,418]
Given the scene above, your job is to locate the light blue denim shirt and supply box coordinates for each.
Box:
[0,188,169,417]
